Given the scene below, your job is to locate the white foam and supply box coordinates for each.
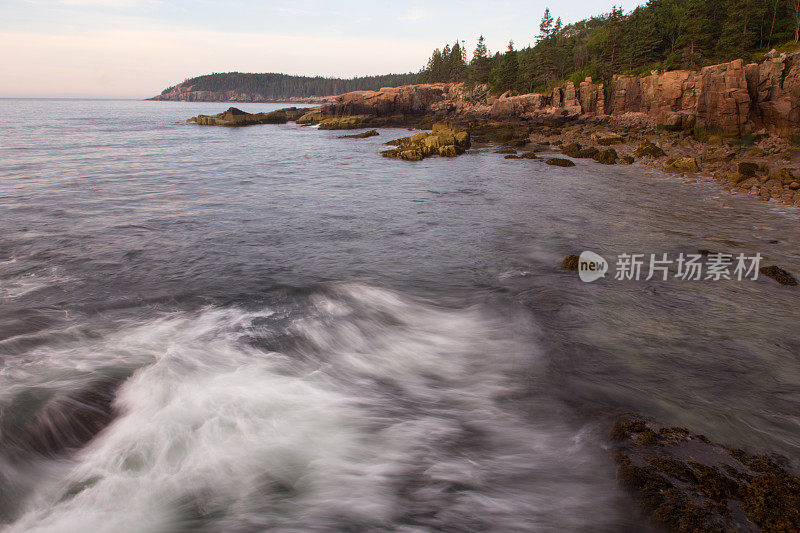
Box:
[1,284,624,532]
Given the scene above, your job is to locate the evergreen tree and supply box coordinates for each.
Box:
[538,8,554,42]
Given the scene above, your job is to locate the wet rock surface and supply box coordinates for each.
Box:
[612,417,800,533]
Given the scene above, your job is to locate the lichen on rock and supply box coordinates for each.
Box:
[381,123,471,161]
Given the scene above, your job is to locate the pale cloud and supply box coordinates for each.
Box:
[398,7,431,22]
[0,28,433,98]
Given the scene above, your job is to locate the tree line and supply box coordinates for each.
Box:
[421,0,800,95]
[160,72,422,99]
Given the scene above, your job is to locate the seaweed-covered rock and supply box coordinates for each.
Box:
[759,265,798,286]
[546,158,576,167]
[576,146,599,158]
[561,142,582,158]
[520,151,539,159]
[381,124,470,161]
[318,115,373,130]
[562,254,580,270]
[664,157,700,173]
[633,140,666,158]
[338,130,379,139]
[612,417,800,533]
[187,107,307,126]
[593,148,618,165]
[495,148,518,154]
[620,155,635,164]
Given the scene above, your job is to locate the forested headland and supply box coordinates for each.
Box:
[422,0,800,94]
[154,72,423,101]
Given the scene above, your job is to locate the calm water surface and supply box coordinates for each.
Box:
[1,99,799,532]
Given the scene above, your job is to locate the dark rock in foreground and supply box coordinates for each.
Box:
[187,106,308,126]
[613,417,800,532]
[759,265,798,286]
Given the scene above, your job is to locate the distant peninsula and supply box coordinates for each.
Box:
[150,71,421,103]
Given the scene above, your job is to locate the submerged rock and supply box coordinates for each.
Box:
[338,129,379,139]
[495,148,518,154]
[546,158,576,167]
[759,265,798,286]
[562,254,580,270]
[381,123,470,161]
[187,107,307,126]
[612,417,800,533]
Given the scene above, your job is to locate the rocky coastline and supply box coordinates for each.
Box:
[244,50,798,208]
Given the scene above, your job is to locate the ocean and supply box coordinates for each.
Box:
[1,98,799,531]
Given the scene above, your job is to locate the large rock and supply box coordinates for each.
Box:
[381,123,470,161]
[187,106,308,126]
[633,140,666,158]
[593,148,618,165]
[664,157,700,173]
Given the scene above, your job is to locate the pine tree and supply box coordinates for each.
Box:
[538,8,554,42]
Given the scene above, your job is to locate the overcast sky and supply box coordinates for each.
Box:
[0,0,646,98]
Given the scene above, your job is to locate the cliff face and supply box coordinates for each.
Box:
[322,52,800,139]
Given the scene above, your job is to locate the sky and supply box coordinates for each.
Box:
[0,0,646,99]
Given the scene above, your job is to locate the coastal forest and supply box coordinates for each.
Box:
[160,72,422,100]
[422,0,800,94]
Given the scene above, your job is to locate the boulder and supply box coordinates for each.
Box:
[561,142,582,158]
[546,158,576,167]
[593,148,618,165]
[633,140,666,158]
[663,157,700,173]
[576,146,599,158]
[620,155,635,164]
[738,161,759,177]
